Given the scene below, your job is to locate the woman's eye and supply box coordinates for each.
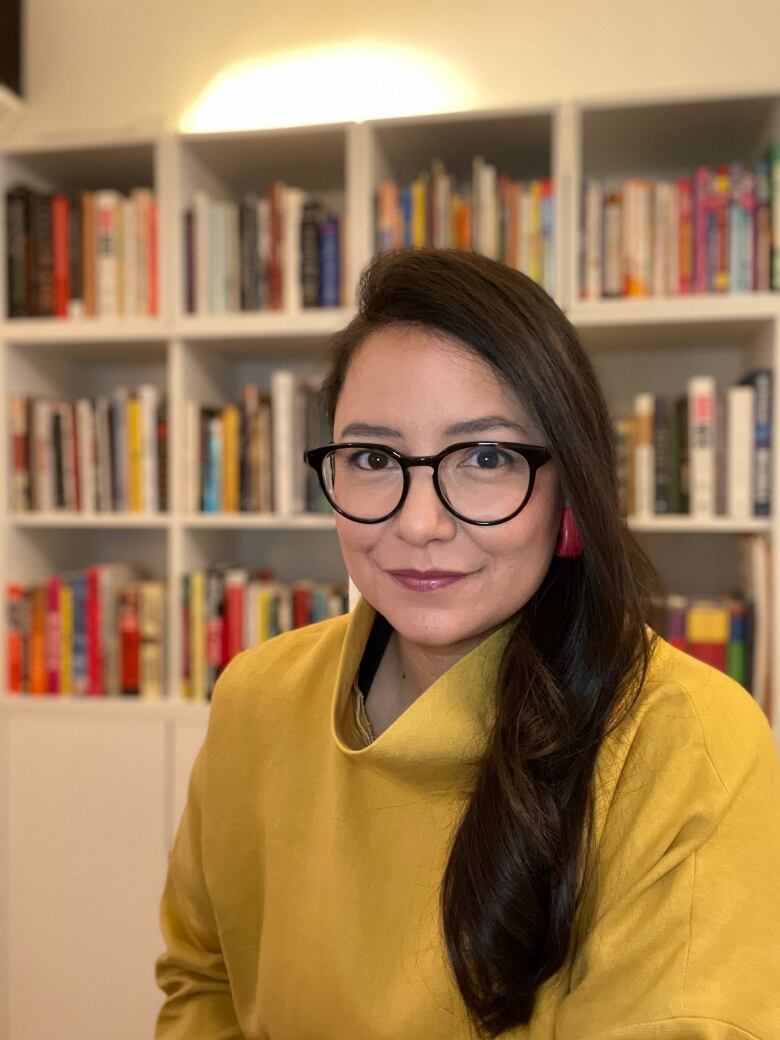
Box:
[351,451,392,470]
[466,448,506,468]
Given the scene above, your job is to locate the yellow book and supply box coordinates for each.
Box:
[189,570,206,702]
[59,583,73,695]
[222,403,240,513]
[127,392,143,512]
[686,600,730,645]
[411,175,428,248]
[258,585,274,642]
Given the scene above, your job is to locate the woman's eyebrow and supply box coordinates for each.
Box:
[338,416,535,439]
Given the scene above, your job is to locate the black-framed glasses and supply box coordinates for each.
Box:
[303,441,552,526]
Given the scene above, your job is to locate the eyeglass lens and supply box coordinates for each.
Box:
[321,445,532,522]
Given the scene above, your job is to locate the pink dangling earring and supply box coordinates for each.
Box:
[555,506,583,558]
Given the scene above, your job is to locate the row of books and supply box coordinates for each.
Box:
[581,147,780,298]
[376,157,556,295]
[183,185,345,315]
[6,566,165,697]
[181,569,349,701]
[186,371,330,514]
[10,386,167,513]
[5,186,159,319]
[615,370,772,518]
[650,593,754,690]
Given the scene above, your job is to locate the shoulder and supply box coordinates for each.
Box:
[593,633,779,845]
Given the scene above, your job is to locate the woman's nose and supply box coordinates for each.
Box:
[393,467,456,542]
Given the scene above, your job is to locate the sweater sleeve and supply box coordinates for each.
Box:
[154,737,243,1039]
[553,678,780,1040]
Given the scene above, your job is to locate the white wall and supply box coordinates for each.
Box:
[2,0,780,144]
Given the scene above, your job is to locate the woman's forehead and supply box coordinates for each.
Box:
[335,328,541,437]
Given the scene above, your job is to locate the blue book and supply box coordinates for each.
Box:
[740,369,773,516]
[319,217,340,307]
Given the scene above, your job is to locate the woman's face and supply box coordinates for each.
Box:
[331,325,564,655]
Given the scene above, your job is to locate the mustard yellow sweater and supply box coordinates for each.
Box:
[155,597,780,1039]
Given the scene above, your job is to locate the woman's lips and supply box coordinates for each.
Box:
[385,570,470,591]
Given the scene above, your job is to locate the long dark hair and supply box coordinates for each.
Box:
[321,248,656,1036]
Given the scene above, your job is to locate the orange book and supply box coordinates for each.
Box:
[29,585,47,694]
[127,392,143,511]
[222,403,240,512]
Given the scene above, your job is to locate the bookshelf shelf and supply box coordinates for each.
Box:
[627,515,772,534]
[175,308,354,340]
[182,512,336,530]
[0,317,168,344]
[0,689,210,719]
[568,294,780,329]
[9,511,170,528]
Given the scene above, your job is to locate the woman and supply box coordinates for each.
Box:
[155,249,780,1039]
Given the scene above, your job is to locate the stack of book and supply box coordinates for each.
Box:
[186,371,330,514]
[5,186,159,318]
[581,143,780,298]
[615,370,772,518]
[6,566,165,697]
[182,184,344,314]
[650,536,773,723]
[9,386,167,513]
[181,568,348,701]
[376,156,556,295]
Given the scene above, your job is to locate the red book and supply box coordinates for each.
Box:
[7,583,25,692]
[225,569,246,662]
[86,565,102,695]
[119,584,140,695]
[46,576,61,693]
[293,585,312,629]
[52,194,70,318]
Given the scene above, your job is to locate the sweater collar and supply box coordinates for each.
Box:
[330,596,518,790]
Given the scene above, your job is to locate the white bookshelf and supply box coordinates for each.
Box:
[0,93,779,1040]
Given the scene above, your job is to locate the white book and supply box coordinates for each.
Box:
[271,369,306,514]
[688,375,717,518]
[727,384,755,519]
[58,401,78,510]
[94,396,113,512]
[633,392,655,517]
[131,188,153,317]
[122,196,138,318]
[111,386,128,511]
[75,398,96,513]
[94,189,121,318]
[32,398,55,512]
[583,179,603,300]
[651,181,666,297]
[193,189,211,315]
[283,186,305,312]
[185,400,201,512]
[137,384,159,512]
[432,161,451,249]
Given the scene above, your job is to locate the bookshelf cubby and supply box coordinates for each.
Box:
[1,93,779,1039]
